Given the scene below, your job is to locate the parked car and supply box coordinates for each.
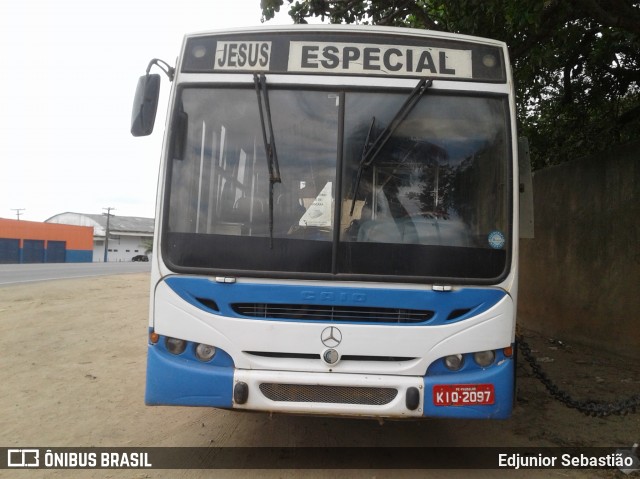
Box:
[132,254,149,262]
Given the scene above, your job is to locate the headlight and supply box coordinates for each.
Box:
[444,354,464,371]
[165,337,187,355]
[473,350,496,367]
[195,343,216,361]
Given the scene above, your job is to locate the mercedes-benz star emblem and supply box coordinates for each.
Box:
[321,326,342,348]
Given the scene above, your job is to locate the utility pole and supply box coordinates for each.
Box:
[103,207,115,262]
[11,208,25,220]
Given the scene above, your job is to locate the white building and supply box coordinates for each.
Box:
[46,212,154,262]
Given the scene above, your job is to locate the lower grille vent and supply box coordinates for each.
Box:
[259,383,398,405]
[232,303,434,324]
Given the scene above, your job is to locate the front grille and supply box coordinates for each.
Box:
[245,351,320,360]
[259,383,398,405]
[232,303,434,324]
[245,351,416,362]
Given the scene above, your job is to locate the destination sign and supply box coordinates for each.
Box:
[183,32,505,82]
[288,42,472,78]
[214,41,272,71]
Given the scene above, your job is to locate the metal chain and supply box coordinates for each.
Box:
[517,335,640,417]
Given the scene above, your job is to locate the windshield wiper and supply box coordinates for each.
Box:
[254,73,281,247]
[349,78,433,216]
[349,116,376,216]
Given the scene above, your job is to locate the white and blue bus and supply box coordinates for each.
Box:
[132,25,522,419]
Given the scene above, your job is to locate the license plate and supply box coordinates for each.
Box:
[433,384,494,406]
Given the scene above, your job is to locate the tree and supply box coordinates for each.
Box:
[261,0,640,169]
[141,238,153,255]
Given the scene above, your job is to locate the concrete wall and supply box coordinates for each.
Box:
[518,140,639,359]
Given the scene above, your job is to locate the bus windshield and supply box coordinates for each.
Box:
[164,84,510,282]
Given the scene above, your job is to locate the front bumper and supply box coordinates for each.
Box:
[146,342,514,419]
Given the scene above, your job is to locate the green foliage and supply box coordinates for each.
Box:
[141,238,153,255]
[261,0,640,169]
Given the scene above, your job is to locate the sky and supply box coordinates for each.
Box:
[0,0,297,222]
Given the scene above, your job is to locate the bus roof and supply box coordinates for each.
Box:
[184,24,507,49]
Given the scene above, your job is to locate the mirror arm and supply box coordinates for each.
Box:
[146,58,175,82]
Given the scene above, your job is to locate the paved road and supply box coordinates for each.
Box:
[0,262,151,286]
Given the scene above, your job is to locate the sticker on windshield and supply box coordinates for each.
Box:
[299,182,333,227]
[488,230,505,249]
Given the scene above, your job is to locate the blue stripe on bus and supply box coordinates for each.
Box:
[164,276,507,325]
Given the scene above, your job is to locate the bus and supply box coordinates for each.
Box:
[132,24,525,419]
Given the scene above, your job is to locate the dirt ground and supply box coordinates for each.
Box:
[0,273,638,478]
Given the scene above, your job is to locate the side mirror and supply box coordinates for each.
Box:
[131,73,161,137]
